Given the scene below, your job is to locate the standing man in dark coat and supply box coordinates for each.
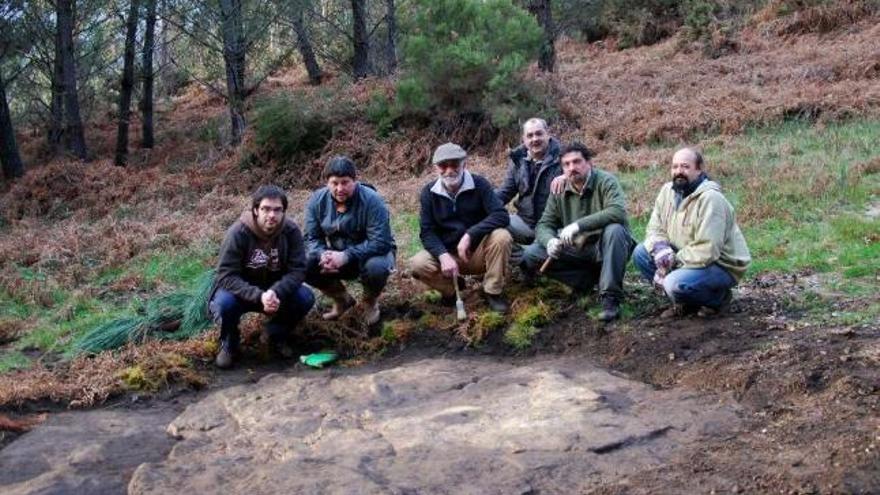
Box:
[208,185,315,369]
[495,117,563,247]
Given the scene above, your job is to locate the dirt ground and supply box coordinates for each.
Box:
[3,272,876,494]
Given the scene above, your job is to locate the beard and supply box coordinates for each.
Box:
[671,174,689,192]
[442,169,464,189]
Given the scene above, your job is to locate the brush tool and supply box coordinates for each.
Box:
[454,280,467,321]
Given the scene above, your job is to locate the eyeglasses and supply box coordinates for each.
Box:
[258,206,284,214]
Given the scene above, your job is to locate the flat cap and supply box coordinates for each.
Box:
[431,142,467,164]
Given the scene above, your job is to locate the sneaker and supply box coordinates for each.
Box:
[697,289,733,318]
[322,294,355,320]
[215,347,234,369]
[485,293,509,313]
[598,295,620,322]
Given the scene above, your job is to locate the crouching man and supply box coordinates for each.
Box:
[304,156,396,325]
[634,147,751,318]
[523,142,634,322]
[409,143,512,313]
[208,185,315,369]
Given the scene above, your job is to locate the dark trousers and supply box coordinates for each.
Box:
[209,286,315,352]
[305,251,395,298]
[523,223,633,299]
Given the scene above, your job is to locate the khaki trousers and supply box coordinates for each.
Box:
[409,228,512,296]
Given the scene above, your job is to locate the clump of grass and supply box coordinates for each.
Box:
[503,299,554,350]
[73,270,216,354]
[380,319,415,343]
[462,311,507,346]
[422,290,442,304]
[417,312,442,329]
[504,324,540,350]
[118,352,205,392]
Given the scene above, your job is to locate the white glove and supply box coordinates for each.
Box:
[653,247,675,271]
[559,223,580,246]
[547,238,563,259]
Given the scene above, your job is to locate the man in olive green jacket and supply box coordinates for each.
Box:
[523,142,634,322]
[634,147,751,317]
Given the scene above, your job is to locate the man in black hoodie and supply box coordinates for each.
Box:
[208,185,315,369]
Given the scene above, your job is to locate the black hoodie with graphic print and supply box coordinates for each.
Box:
[208,210,307,309]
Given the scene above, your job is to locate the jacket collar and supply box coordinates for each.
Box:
[430,170,475,200]
[564,169,596,196]
[324,182,361,209]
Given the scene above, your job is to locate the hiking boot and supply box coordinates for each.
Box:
[215,347,235,369]
[598,295,620,322]
[362,297,381,326]
[322,293,355,320]
[485,293,509,313]
[439,293,457,307]
[660,303,689,319]
[697,289,733,318]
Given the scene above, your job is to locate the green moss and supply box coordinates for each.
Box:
[503,323,539,350]
[474,311,506,334]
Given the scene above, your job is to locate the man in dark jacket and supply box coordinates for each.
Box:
[208,185,315,369]
[495,118,562,246]
[523,142,634,322]
[304,156,396,325]
[409,143,512,313]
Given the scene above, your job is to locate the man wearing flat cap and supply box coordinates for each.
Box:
[409,143,513,313]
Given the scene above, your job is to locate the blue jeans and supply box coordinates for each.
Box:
[633,243,735,308]
[305,251,395,298]
[209,286,315,352]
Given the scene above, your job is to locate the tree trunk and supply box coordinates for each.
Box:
[0,69,24,180]
[385,0,397,74]
[158,0,172,96]
[291,3,322,85]
[115,0,141,166]
[141,0,156,148]
[351,0,369,80]
[527,0,556,73]
[219,0,246,145]
[48,21,64,153]
[57,0,88,159]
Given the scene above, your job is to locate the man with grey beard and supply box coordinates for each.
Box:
[409,143,513,313]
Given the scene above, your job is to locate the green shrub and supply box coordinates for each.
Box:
[397,0,543,129]
[252,94,334,166]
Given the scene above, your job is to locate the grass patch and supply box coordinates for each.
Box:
[138,250,213,288]
[391,212,423,259]
[0,292,34,320]
[0,351,31,373]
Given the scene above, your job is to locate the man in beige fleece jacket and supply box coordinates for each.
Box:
[634,148,751,318]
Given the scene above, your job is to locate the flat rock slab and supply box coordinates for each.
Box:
[0,406,179,495]
[131,357,739,494]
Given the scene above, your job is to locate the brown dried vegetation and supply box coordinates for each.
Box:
[1,10,878,408]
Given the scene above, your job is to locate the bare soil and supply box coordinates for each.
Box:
[2,272,877,493]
